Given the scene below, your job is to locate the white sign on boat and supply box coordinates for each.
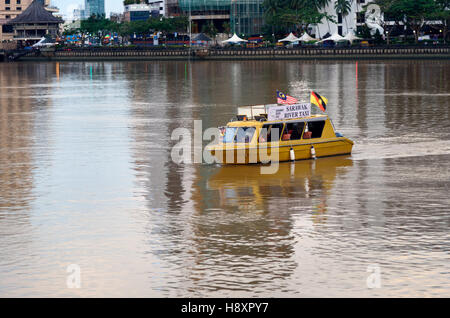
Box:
[267,103,311,121]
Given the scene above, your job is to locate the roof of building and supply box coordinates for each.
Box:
[9,0,63,24]
[193,33,212,42]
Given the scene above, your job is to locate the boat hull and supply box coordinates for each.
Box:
[207,138,354,164]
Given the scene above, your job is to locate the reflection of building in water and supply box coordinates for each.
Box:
[125,62,172,210]
[0,63,52,276]
[0,64,37,213]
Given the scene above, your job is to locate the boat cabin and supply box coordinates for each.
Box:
[221,105,337,145]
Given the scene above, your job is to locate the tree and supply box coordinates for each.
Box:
[431,0,450,43]
[312,0,333,33]
[123,0,143,5]
[334,0,352,33]
[262,0,334,40]
[222,21,231,35]
[202,21,218,39]
[375,0,437,43]
[262,0,283,40]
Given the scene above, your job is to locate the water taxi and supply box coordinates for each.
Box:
[206,104,353,164]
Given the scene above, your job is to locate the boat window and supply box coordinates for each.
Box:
[235,127,256,143]
[259,123,284,143]
[282,122,305,141]
[223,127,237,143]
[308,120,326,138]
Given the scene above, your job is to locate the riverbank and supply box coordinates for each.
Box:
[4,45,450,62]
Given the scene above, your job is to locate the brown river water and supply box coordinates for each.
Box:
[0,60,449,297]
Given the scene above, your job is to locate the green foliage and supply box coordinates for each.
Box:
[373,0,439,43]
[123,0,142,5]
[202,21,218,38]
[73,15,189,37]
[373,29,384,44]
[356,24,372,39]
[334,0,351,16]
[262,0,332,36]
[222,22,231,34]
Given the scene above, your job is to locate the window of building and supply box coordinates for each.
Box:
[259,123,284,143]
[5,0,11,4]
[281,122,305,141]
[5,7,10,11]
[2,24,13,33]
[6,15,10,19]
[17,0,21,4]
[357,12,365,24]
[338,13,342,24]
[307,121,326,139]
[16,6,21,10]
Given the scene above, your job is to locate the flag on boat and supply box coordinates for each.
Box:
[310,91,328,112]
[277,91,298,105]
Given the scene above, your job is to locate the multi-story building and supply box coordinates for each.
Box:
[175,0,382,37]
[124,3,151,22]
[73,6,86,22]
[9,0,62,45]
[85,0,105,18]
[178,0,231,34]
[148,0,164,17]
[165,0,181,17]
[0,0,53,41]
[110,12,124,23]
[230,0,264,36]
[314,0,375,38]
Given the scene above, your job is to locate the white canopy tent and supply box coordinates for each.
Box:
[278,32,300,43]
[298,33,318,42]
[222,33,248,44]
[318,32,346,43]
[343,32,362,44]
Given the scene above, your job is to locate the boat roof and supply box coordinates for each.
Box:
[227,114,329,127]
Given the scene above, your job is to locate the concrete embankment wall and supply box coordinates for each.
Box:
[15,46,450,62]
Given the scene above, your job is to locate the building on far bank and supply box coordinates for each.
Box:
[0,0,56,41]
[148,0,165,17]
[314,0,375,38]
[176,0,264,35]
[124,3,151,22]
[9,0,62,45]
[165,0,182,17]
[85,0,105,18]
[73,6,86,22]
[110,12,124,23]
[230,0,264,36]
[179,0,231,34]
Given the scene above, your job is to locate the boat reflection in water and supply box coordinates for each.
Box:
[207,156,353,221]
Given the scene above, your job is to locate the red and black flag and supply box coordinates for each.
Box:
[310,91,328,112]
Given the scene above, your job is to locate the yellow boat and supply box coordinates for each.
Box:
[206,104,354,164]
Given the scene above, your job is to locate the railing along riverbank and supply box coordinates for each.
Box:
[10,45,450,62]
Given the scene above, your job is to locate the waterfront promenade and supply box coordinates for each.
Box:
[4,45,450,62]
